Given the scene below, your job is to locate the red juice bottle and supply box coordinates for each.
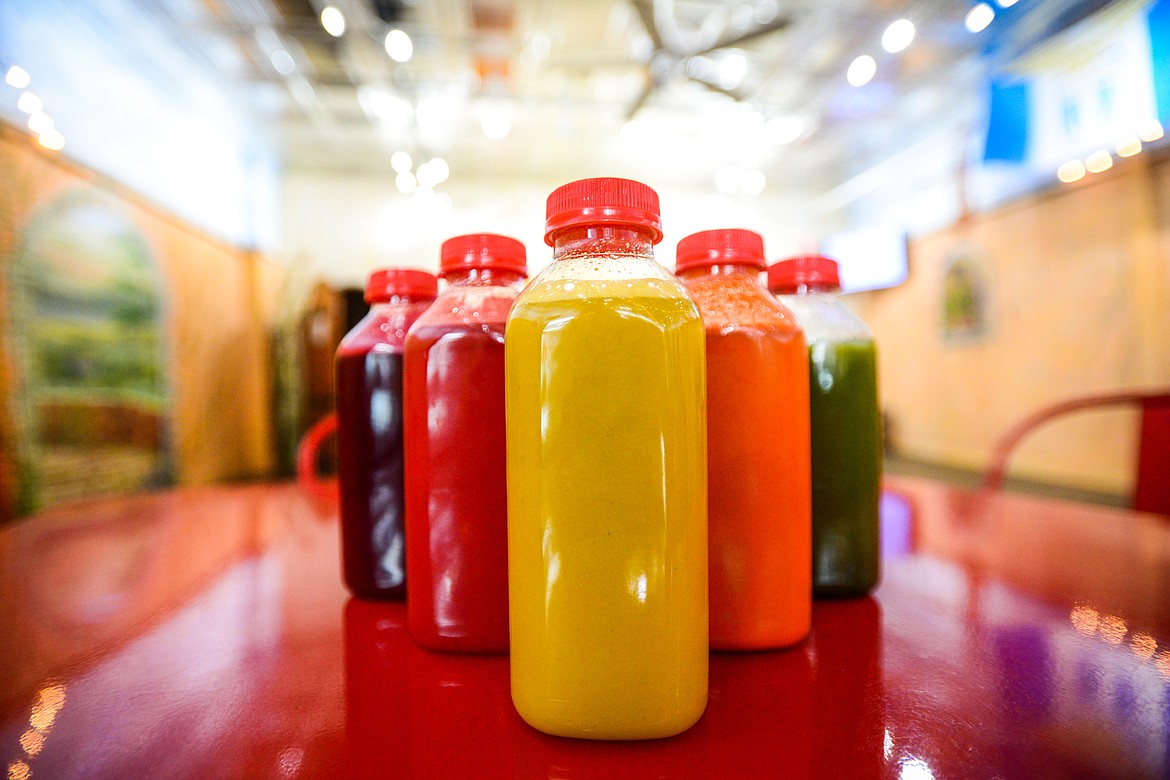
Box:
[336,268,438,599]
[403,234,527,652]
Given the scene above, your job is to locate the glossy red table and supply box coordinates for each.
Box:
[1,477,1168,779]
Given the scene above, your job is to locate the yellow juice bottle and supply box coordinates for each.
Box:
[505,178,709,740]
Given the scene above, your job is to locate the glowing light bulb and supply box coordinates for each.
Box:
[427,157,449,184]
[17,91,42,114]
[5,65,30,88]
[27,112,53,134]
[385,30,413,63]
[391,151,412,173]
[966,3,995,33]
[482,112,510,140]
[847,55,876,87]
[1137,119,1164,143]
[320,6,345,37]
[395,170,417,194]
[882,19,915,53]
[1085,149,1112,173]
[740,169,766,197]
[38,130,64,151]
[1116,136,1142,158]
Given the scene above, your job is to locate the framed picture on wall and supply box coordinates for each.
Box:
[942,245,992,343]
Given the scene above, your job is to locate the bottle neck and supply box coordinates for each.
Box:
[773,284,839,298]
[441,267,525,287]
[368,294,432,310]
[679,263,763,281]
[550,225,657,261]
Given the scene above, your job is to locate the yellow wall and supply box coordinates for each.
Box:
[852,153,1170,496]
[0,125,281,516]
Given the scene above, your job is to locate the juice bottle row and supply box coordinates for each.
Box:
[334,177,881,740]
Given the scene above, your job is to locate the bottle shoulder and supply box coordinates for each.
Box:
[409,283,517,335]
[682,272,802,334]
[778,293,873,343]
[514,254,697,313]
[338,304,428,355]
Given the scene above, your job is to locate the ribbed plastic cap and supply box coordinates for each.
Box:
[544,177,663,246]
[767,255,841,293]
[440,233,528,277]
[365,268,438,303]
[675,229,766,273]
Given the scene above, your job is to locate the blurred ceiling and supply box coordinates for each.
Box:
[126,0,1111,193]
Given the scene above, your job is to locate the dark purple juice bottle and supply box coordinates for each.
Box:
[336,268,437,599]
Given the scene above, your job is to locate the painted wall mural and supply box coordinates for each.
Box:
[10,190,172,513]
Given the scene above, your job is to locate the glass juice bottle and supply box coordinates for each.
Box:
[505,177,709,740]
[403,234,528,652]
[769,256,881,597]
[675,229,811,649]
[336,269,437,599]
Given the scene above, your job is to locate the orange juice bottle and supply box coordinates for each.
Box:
[676,229,811,649]
[505,178,709,739]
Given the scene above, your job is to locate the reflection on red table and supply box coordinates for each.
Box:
[1,477,1168,778]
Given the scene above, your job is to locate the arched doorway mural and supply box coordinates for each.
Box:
[10,190,172,514]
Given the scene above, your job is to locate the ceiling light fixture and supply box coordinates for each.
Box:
[391,151,412,173]
[966,4,995,33]
[740,170,766,197]
[270,49,295,75]
[717,51,748,91]
[715,165,742,195]
[997,0,1019,7]
[385,30,413,63]
[416,157,449,188]
[847,55,876,87]
[766,115,808,145]
[882,19,915,53]
[5,65,30,89]
[320,6,346,37]
[427,157,449,184]
[482,112,510,140]
[395,170,417,194]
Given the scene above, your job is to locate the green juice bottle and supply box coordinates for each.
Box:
[769,256,881,598]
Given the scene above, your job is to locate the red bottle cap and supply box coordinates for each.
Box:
[440,233,528,277]
[767,255,841,293]
[675,229,766,273]
[544,177,663,246]
[364,268,438,303]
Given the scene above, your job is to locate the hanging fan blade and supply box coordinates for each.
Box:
[687,74,744,102]
[625,79,655,121]
[631,0,665,52]
[694,16,791,56]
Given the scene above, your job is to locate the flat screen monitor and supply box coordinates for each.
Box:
[819,226,909,293]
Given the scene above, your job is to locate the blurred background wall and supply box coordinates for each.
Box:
[0,126,282,518]
[852,152,1170,496]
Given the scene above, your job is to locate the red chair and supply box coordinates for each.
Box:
[297,413,339,504]
[982,391,1170,516]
